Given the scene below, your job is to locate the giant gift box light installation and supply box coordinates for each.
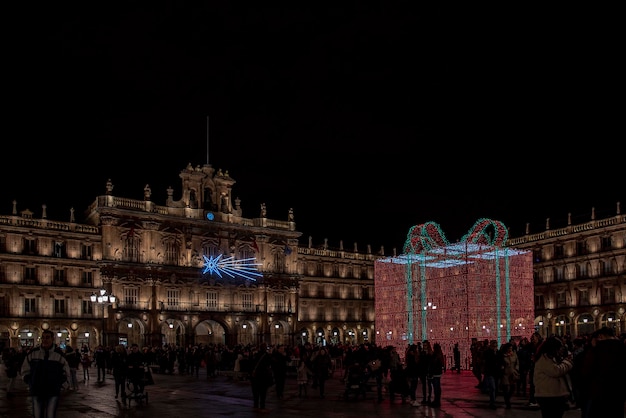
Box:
[374,219,534,368]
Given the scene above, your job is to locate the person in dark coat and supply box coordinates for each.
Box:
[250,345,273,412]
[64,346,81,391]
[93,345,107,383]
[2,347,22,397]
[581,327,626,418]
[482,340,503,409]
[311,347,333,398]
[453,343,462,373]
[270,344,289,400]
[110,344,129,401]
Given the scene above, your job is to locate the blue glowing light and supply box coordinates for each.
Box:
[201,254,263,281]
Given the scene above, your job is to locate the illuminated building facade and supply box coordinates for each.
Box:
[0,164,378,350]
[375,219,534,367]
[507,204,625,339]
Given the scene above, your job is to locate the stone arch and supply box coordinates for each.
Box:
[269,319,289,346]
[117,316,146,347]
[298,327,310,345]
[160,318,187,347]
[195,319,227,346]
[238,319,256,346]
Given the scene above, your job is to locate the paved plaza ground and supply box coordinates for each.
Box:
[0,366,610,418]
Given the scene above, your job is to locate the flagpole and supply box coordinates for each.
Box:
[206,116,210,165]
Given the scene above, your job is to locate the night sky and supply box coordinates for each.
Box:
[3,4,623,253]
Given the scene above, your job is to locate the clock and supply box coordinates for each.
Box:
[206,212,215,221]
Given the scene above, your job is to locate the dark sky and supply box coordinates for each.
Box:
[3,4,623,253]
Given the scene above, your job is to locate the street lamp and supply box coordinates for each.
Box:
[90,289,116,346]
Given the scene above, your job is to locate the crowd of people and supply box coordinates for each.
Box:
[469,327,626,418]
[2,327,625,417]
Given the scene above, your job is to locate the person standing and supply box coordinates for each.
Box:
[527,332,543,407]
[311,347,332,399]
[2,347,21,397]
[80,352,92,382]
[581,327,626,418]
[270,344,289,400]
[296,359,312,398]
[111,345,128,402]
[64,346,81,391]
[453,343,461,373]
[404,344,420,403]
[482,340,502,409]
[428,343,445,408]
[500,342,520,409]
[470,338,483,389]
[127,344,145,397]
[93,345,107,383]
[21,330,71,418]
[533,336,574,418]
[516,337,532,397]
[418,340,434,404]
[250,345,273,412]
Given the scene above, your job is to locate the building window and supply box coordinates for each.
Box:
[165,241,179,265]
[241,293,253,310]
[81,271,93,286]
[274,293,285,312]
[577,289,590,306]
[601,287,615,304]
[273,251,285,274]
[238,246,255,261]
[25,297,36,314]
[124,233,140,262]
[203,242,220,258]
[124,287,139,306]
[25,267,36,281]
[54,241,65,258]
[24,239,37,254]
[81,244,93,260]
[601,236,612,250]
[54,269,66,283]
[555,267,564,282]
[206,291,218,309]
[577,263,586,279]
[166,289,180,307]
[0,296,7,316]
[82,300,93,315]
[555,244,564,258]
[556,292,567,308]
[54,299,66,314]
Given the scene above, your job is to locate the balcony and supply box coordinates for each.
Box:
[116,301,294,314]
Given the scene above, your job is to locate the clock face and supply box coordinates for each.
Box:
[206,212,215,221]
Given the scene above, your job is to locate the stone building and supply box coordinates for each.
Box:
[0,162,622,351]
[0,164,379,350]
[507,203,625,338]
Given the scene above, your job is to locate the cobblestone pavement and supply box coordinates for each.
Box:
[0,367,599,418]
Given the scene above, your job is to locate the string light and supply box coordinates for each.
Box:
[375,219,534,364]
[202,254,262,281]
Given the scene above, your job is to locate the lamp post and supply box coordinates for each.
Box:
[90,289,116,346]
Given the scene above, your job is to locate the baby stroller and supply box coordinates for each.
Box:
[343,363,370,400]
[126,365,153,406]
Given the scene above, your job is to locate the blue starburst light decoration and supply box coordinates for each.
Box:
[202,254,263,281]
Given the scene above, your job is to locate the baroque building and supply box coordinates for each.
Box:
[1,163,622,351]
[506,203,625,338]
[0,164,379,350]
